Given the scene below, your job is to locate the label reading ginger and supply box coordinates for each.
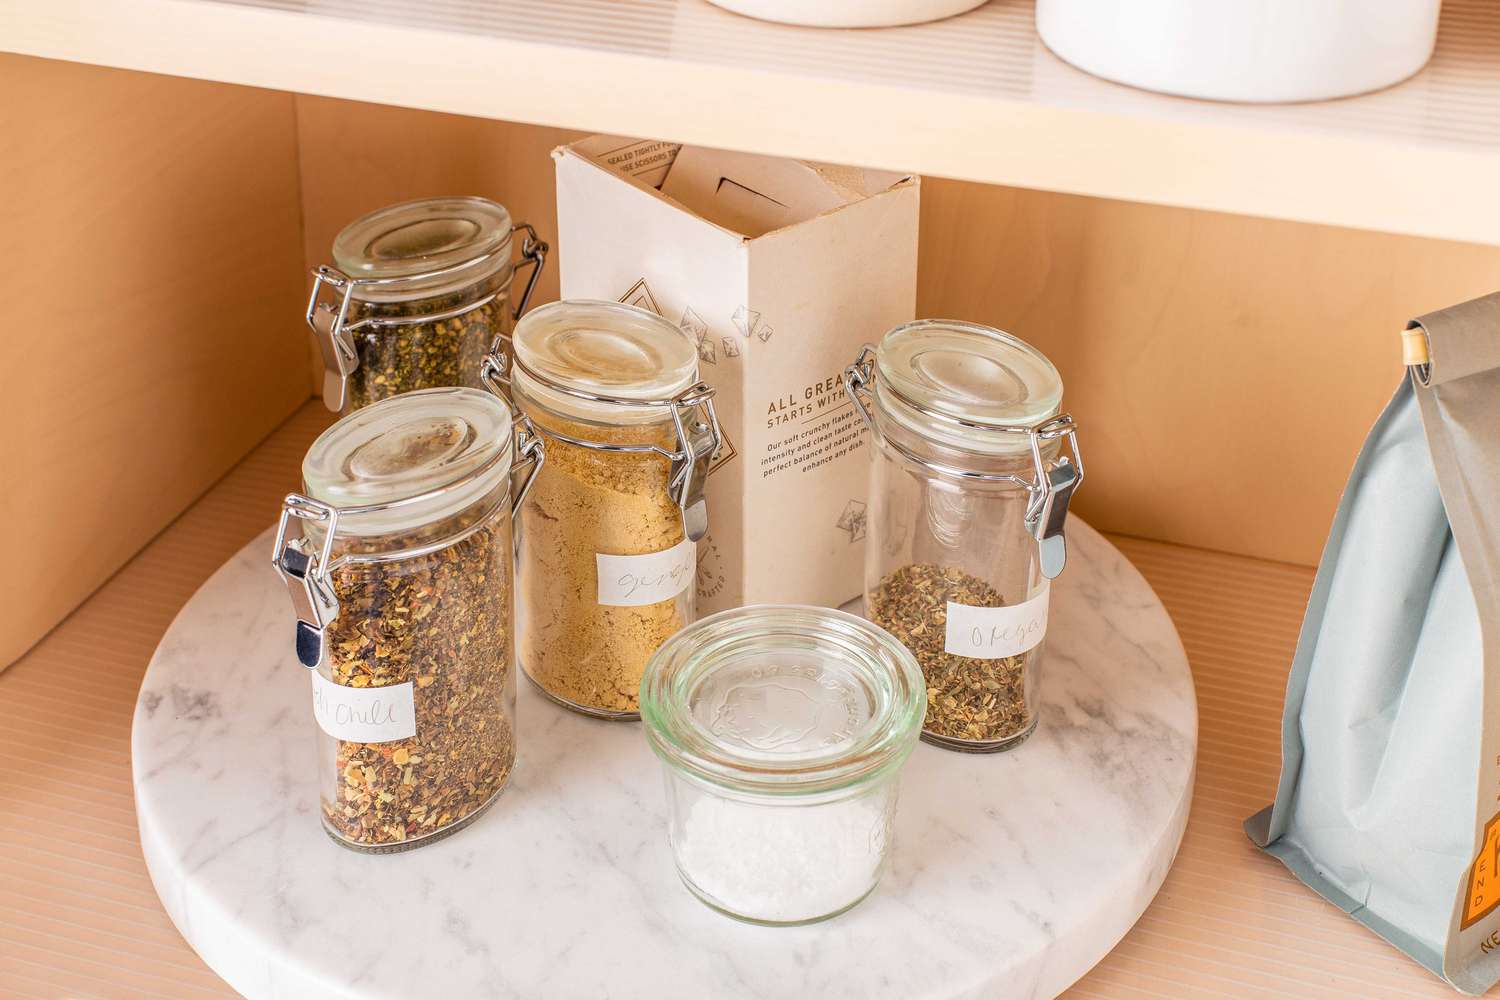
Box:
[944,586,1050,660]
[597,539,695,607]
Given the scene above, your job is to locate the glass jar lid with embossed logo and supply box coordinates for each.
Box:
[640,605,925,924]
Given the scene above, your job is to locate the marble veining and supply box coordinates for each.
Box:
[132,517,1195,1000]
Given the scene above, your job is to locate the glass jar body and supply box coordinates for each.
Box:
[662,772,899,925]
[342,269,513,414]
[641,604,925,924]
[311,479,518,852]
[512,379,693,719]
[864,415,1055,752]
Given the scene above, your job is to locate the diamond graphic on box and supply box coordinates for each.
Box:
[721,337,741,359]
[619,278,662,316]
[679,307,715,365]
[836,500,867,543]
[731,305,762,341]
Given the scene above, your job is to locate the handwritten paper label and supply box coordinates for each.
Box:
[597,539,695,607]
[310,671,416,743]
[944,586,1050,660]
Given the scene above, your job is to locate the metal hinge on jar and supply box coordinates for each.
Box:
[306,224,549,412]
[271,494,341,669]
[843,346,1084,579]
[481,340,722,542]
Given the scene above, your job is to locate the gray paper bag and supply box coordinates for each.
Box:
[1247,290,1500,994]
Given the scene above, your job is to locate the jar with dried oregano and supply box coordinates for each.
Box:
[272,386,544,852]
[307,196,547,414]
[844,321,1083,753]
[489,300,720,720]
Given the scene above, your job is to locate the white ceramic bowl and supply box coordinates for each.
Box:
[706,0,986,28]
[1036,0,1441,103]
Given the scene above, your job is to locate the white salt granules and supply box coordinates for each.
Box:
[674,788,894,923]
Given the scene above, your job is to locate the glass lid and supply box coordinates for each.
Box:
[641,605,926,796]
[331,196,514,301]
[512,299,700,422]
[302,387,514,535]
[875,319,1062,454]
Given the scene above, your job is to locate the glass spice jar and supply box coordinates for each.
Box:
[271,387,544,852]
[640,605,926,925]
[307,196,548,414]
[483,300,721,720]
[843,321,1083,753]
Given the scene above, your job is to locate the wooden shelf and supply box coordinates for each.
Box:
[4,0,1500,246]
[0,398,1476,999]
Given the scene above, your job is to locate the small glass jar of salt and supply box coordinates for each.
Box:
[640,605,926,925]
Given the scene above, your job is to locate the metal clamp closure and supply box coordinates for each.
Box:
[843,345,1084,579]
[482,341,722,542]
[307,223,549,413]
[509,224,548,322]
[507,416,546,556]
[271,495,341,669]
[665,383,721,543]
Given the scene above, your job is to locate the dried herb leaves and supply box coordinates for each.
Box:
[321,518,514,850]
[868,563,1033,747]
[344,290,510,413]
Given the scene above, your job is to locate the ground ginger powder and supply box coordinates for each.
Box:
[517,405,688,716]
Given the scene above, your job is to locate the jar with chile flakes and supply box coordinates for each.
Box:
[271,387,544,852]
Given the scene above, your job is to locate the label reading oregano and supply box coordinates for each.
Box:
[943,586,1049,659]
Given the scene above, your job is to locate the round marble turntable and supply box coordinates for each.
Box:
[133,517,1194,1000]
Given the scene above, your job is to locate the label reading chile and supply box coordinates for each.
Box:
[944,585,1050,660]
[596,538,696,607]
[310,670,416,743]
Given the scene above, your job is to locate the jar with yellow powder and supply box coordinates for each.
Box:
[484,300,720,719]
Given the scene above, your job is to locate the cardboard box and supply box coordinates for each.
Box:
[553,136,919,613]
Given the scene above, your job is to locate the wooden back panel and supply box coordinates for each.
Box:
[1,56,311,667]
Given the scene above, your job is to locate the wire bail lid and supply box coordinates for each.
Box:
[483,300,722,543]
[842,322,1084,578]
[482,342,720,542]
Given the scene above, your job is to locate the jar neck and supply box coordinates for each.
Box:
[348,251,513,310]
[511,363,683,436]
[871,385,1060,486]
[303,473,514,568]
[307,437,513,548]
[351,260,513,321]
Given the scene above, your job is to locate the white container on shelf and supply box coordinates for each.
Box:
[1035,0,1442,103]
[705,0,986,28]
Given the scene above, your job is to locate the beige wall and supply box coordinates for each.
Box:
[1,55,311,667]
[919,182,1500,565]
[9,73,1498,668]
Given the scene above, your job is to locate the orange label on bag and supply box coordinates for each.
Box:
[1462,812,1500,929]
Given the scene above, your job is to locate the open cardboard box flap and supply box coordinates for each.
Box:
[561,135,910,239]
